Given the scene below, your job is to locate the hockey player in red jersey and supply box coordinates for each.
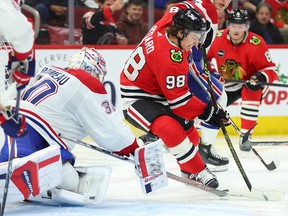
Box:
[120,8,230,188]
[138,0,232,172]
[207,8,279,151]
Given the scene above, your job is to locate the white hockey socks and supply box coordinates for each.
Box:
[134,139,168,194]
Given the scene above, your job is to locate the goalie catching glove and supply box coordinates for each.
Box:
[199,103,230,127]
[0,107,27,137]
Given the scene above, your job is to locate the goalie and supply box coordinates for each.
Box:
[0,47,144,205]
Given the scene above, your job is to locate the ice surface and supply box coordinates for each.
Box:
[3,136,288,216]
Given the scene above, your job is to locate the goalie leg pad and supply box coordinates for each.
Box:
[134,139,168,194]
[48,166,112,205]
[0,145,62,202]
[58,161,79,193]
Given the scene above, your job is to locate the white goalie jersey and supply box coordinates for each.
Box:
[4,65,136,152]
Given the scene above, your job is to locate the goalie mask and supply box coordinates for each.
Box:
[68,47,107,83]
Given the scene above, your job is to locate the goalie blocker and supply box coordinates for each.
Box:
[134,140,168,194]
[0,145,112,205]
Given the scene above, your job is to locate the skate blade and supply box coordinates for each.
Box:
[206,164,228,172]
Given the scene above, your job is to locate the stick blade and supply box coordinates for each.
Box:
[229,188,285,201]
[268,159,280,171]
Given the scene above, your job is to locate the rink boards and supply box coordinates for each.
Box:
[34,45,288,135]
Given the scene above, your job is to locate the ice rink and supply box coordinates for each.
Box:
[3,135,288,216]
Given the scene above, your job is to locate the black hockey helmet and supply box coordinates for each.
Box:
[227,8,249,24]
[172,8,209,36]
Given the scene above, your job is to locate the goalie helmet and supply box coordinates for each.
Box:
[68,47,107,83]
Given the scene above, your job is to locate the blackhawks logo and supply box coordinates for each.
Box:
[170,49,183,63]
[249,35,261,45]
[219,59,247,80]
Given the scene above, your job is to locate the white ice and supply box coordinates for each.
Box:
[3,135,288,216]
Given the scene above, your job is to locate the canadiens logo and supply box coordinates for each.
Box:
[170,49,183,63]
[249,35,261,45]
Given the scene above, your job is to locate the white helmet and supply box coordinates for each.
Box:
[68,47,107,82]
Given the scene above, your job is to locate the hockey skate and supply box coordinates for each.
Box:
[199,142,229,172]
[239,134,252,152]
[181,166,219,188]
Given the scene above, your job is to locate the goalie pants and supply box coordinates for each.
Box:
[124,100,205,174]
[0,123,75,164]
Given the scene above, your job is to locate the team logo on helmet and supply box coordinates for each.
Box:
[170,49,183,63]
[249,35,261,46]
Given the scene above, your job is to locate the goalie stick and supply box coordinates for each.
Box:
[58,134,285,201]
[1,89,21,216]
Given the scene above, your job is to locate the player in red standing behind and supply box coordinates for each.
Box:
[120,8,230,188]
[207,8,278,151]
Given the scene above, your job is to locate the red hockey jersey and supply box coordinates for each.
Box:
[120,27,206,121]
[207,29,278,91]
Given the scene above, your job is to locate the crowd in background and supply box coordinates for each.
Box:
[23,0,288,45]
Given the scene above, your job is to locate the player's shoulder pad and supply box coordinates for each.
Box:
[216,29,225,38]
[66,69,107,94]
[247,32,263,46]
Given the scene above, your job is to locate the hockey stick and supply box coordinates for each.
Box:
[59,134,285,201]
[228,120,278,171]
[201,47,253,191]
[188,63,277,170]
[242,125,288,147]
[224,79,288,88]
[0,89,21,216]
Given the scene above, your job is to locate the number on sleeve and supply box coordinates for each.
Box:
[264,51,272,62]
[166,75,185,89]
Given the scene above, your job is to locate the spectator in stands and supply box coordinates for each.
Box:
[34,0,69,25]
[82,0,127,45]
[242,0,262,20]
[217,9,226,30]
[264,0,288,43]
[116,0,148,45]
[250,2,285,44]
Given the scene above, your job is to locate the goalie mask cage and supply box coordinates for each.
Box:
[0,41,13,101]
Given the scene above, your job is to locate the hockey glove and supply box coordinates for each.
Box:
[199,103,230,127]
[0,107,27,137]
[8,52,35,90]
[245,72,266,91]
